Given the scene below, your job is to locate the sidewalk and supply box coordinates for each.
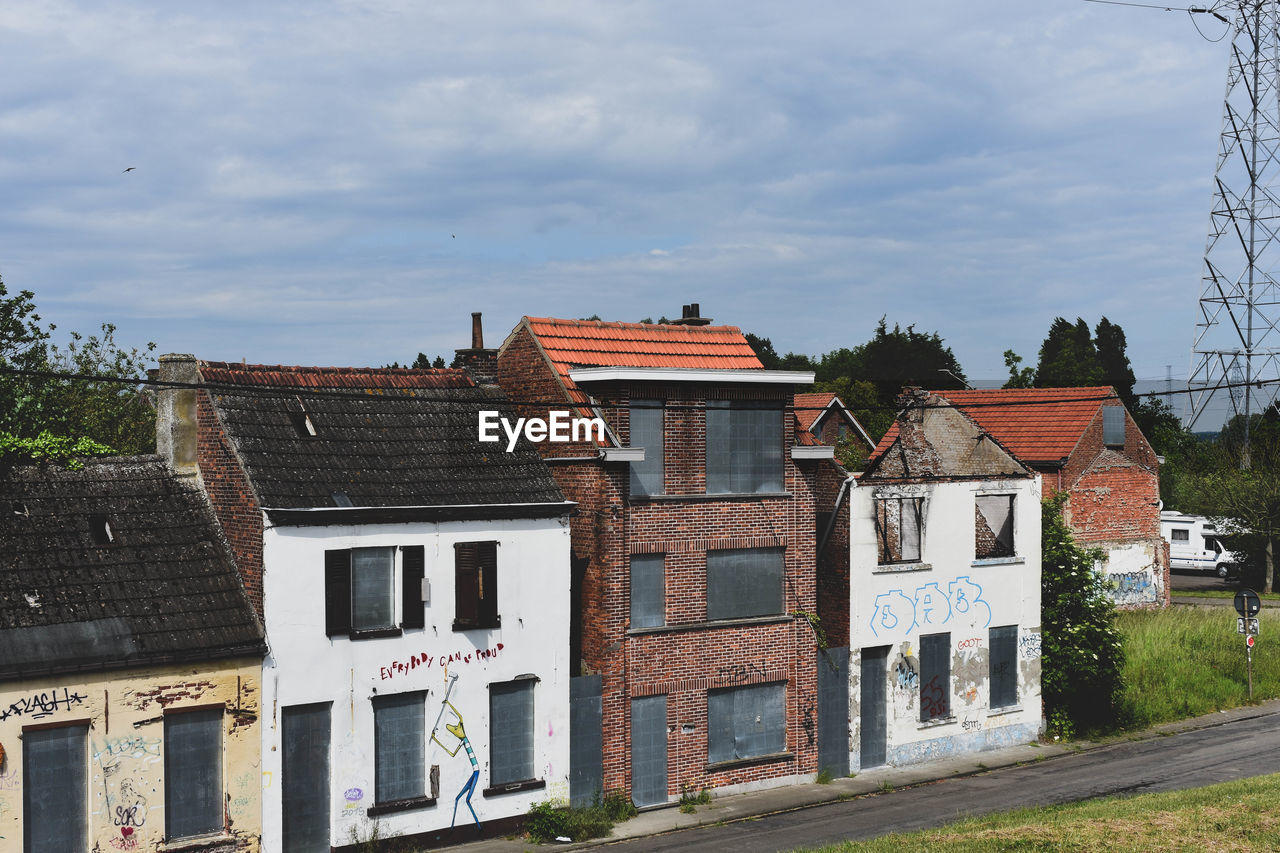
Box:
[442,698,1280,853]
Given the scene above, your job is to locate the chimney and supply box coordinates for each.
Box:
[453,312,499,385]
[670,302,711,326]
[155,353,200,477]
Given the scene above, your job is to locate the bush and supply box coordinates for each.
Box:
[524,789,636,843]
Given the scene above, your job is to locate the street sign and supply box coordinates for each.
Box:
[1238,617,1262,635]
[1248,635,1256,648]
[1235,589,1262,618]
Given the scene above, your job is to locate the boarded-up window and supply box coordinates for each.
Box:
[490,679,536,785]
[706,547,784,621]
[630,553,665,629]
[990,625,1018,708]
[706,402,784,494]
[919,633,951,722]
[374,692,425,803]
[708,682,785,763]
[630,400,664,496]
[24,724,87,853]
[875,497,923,564]
[352,547,395,630]
[454,541,499,630]
[975,495,1015,559]
[1103,406,1125,447]
[165,708,224,838]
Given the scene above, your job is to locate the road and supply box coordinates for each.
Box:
[605,708,1280,851]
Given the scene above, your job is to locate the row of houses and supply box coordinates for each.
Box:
[0,308,1165,852]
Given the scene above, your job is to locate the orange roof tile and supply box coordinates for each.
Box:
[199,362,475,390]
[519,317,764,405]
[793,392,837,432]
[871,387,1119,466]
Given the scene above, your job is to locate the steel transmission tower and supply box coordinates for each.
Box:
[1187,0,1280,463]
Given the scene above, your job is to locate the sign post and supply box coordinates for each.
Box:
[1235,589,1262,700]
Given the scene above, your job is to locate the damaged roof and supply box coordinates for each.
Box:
[0,456,265,680]
[199,361,565,510]
[871,386,1121,466]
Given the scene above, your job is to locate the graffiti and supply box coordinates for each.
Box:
[95,735,162,767]
[430,673,481,829]
[344,787,364,802]
[961,717,982,732]
[802,705,815,748]
[0,770,17,790]
[112,779,147,827]
[920,675,948,719]
[0,687,87,722]
[714,663,766,685]
[1112,571,1156,605]
[956,637,983,651]
[894,655,919,691]
[1018,633,1042,660]
[379,643,505,680]
[870,576,990,638]
[109,827,138,850]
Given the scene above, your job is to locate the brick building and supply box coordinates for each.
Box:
[873,387,1167,608]
[793,392,873,456]
[492,308,834,805]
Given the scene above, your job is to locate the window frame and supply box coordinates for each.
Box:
[327,546,420,638]
[874,496,924,565]
[707,681,787,765]
[975,494,1016,560]
[163,706,225,840]
[372,691,428,808]
[706,547,785,621]
[630,552,666,629]
[488,678,538,790]
[629,399,665,496]
[23,722,89,852]
[1103,405,1126,447]
[1170,528,1190,542]
[454,540,500,631]
[705,400,785,495]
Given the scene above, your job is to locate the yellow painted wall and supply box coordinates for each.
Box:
[0,656,262,852]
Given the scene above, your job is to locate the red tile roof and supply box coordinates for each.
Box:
[871,387,1119,465]
[517,317,764,405]
[199,362,475,390]
[794,392,837,432]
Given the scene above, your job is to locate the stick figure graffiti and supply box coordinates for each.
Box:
[430,673,481,829]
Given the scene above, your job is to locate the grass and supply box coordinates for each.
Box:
[1115,606,1280,730]
[1172,587,1280,600]
[524,790,638,843]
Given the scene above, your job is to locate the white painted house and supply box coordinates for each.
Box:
[156,356,574,852]
[848,391,1043,771]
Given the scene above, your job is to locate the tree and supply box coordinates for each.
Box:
[745,332,815,373]
[815,375,887,449]
[1002,349,1034,389]
[1041,494,1126,736]
[1094,317,1136,408]
[1034,317,1102,388]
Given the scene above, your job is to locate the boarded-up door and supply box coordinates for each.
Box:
[630,694,668,807]
[817,646,850,777]
[570,675,603,807]
[283,702,331,853]
[860,646,889,769]
[24,724,87,853]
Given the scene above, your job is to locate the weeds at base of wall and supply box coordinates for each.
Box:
[679,784,713,814]
[815,768,834,785]
[524,789,637,843]
[346,817,384,853]
[878,781,894,793]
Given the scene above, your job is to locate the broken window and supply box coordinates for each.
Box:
[454,541,499,631]
[975,495,1015,560]
[989,625,1018,708]
[919,633,951,722]
[874,497,923,564]
[708,682,785,764]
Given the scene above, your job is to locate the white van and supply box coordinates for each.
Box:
[1160,510,1243,577]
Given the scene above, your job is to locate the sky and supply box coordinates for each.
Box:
[0,1,1242,413]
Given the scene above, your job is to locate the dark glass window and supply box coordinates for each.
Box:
[706,547,784,620]
[165,709,224,838]
[630,553,665,629]
[919,633,951,722]
[374,692,425,803]
[989,626,1018,708]
[1103,406,1125,447]
[630,400,664,496]
[490,680,536,785]
[24,724,87,852]
[706,401,783,494]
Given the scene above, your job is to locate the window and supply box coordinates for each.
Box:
[326,546,418,636]
[706,401,784,494]
[708,682,785,764]
[630,400,664,496]
[24,724,88,852]
[454,541,499,630]
[875,497,923,564]
[706,547,784,621]
[989,625,1018,708]
[1171,528,1190,542]
[165,708,224,839]
[975,495,1015,559]
[919,633,951,722]
[630,553,665,629]
[1103,406,1125,447]
[373,692,425,804]
[490,679,536,786]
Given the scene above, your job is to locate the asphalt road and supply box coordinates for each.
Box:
[605,709,1280,851]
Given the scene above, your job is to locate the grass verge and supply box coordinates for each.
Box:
[799,772,1280,852]
[1116,606,1280,729]
[1171,587,1280,600]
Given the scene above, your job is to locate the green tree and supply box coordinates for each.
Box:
[1002,349,1034,389]
[1041,493,1126,736]
[1094,317,1136,408]
[1035,317,1103,388]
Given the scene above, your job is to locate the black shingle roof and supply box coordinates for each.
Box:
[0,456,266,680]
[200,363,565,511]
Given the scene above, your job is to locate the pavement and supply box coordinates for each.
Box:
[441,697,1280,853]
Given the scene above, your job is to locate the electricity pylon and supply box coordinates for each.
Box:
[1186,0,1280,465]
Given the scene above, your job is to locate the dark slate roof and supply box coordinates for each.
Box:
[0,456,266,681]
[199,362,566,511]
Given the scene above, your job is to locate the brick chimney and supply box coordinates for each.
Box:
[155,353,200,477]
[669,303,711,326]
[452,312,499,385]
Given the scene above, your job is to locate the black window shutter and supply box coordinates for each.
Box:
[402,545,425,629]
[325,549,352,636]
[455,543,479,626]
[479,541,498,627]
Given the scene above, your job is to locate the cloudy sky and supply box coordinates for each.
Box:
[0,1,1238,400]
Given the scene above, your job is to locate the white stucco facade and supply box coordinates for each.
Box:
[257,513,571,851]
[848,476,1043,771]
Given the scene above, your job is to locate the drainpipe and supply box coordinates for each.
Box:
[818,474,857,558]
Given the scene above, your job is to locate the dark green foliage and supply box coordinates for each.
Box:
[1035,317,1103,389]
[523,790,636,843]
[745,332,815,373]
[0,431,115,472]
[1002,349,1034,389]
[820,318,966,406]
[1094,318,1136,408]
[1041,494,1125,736]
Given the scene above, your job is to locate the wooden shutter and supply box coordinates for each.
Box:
[454,543,480,627]
[325,549,352,636]
[478,541,498,627]
[402,545,425,630]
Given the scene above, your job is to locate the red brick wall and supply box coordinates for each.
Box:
[196,391,265,620]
